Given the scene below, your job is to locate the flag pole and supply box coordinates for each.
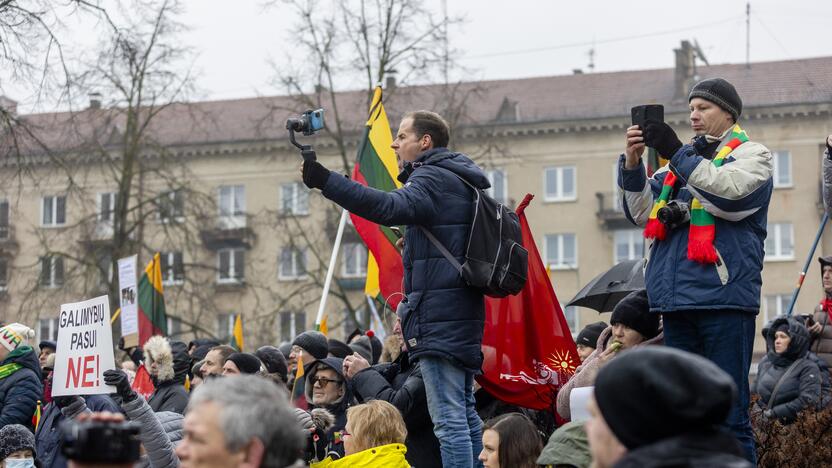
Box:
[316,208,349,328]
[787,212,829,315]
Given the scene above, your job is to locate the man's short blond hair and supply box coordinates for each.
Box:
[346,400,407,452]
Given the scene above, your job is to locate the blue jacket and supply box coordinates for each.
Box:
[322,148,489,371]
[35,394,121,468]
[0,346,42,429]
[618,131,772,312]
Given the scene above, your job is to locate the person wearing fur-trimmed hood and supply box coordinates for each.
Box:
[144,336,190,414]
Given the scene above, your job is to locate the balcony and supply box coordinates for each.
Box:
[595,192,634,230]
[200,215,256,250]
[0,225,19,252]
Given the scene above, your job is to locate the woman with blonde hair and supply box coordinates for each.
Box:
[311,399,409,467]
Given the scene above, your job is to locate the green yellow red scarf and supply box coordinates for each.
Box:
[644,124,749,263]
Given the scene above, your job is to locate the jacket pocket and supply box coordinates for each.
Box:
[714,247,729,286]
[398,292,422,352]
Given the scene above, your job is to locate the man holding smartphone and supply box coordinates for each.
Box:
[301,110,489,468]
[617,78,772,463]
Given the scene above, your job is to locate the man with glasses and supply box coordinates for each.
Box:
[302,357,353,459]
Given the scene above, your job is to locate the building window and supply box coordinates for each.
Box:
[42,195,66,227]
[167,316,183,337]
[281,183,309,216]
[216,313,236,340]
[0,257,8,291]
[614,229,644,263]
[279,311,307,342]
[611,163,623,212]
[219,185,245,217]
[279,247,307,280]
[96,251,112,288]
[38,318,59,342]
[161,251,185,285]
[217,248,244,283]
[765,223,794,261]
[772,151,792,188]
[562,305,579,337]
[0,200,9,239]
[763,294,792,323]
[341,243,367,278]
[545,234,577,269]
[158,190,184,222]
[98,192,117,222]
[485,169,508,204]
[343,306,369,333]
[544,166,576,202]
[40,255,64,287]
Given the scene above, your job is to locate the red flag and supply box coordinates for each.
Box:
[131,364,156,400]
[478,194,579,411]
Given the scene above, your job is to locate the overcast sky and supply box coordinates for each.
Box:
[4,0,831,113]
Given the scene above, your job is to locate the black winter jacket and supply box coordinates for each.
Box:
[148,341,190,414]
[352,352,441,468]
[753,317,822,423]
[35,394,120,468]
[614,429,751,468]
[0,346,42,429]
[323,148,489,371]
[305,357,353,459]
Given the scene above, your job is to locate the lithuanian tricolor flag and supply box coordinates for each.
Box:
[349,86,404,310]
[230,314,244,351]
[137,253,167,346]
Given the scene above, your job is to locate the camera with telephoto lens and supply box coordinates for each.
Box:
[60,418,141,464]
[657,200,691,230]
[286,109,325,136]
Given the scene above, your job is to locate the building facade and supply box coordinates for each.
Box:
[1,43,831,360]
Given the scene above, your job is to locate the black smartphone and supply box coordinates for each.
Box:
[631,104,664,129]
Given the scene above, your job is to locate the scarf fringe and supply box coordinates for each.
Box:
[644,219,667,240]
[688,239,718,263]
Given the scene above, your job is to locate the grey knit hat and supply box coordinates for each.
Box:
[689,78,742,122]
[0,424,36,460]
[292,331,329,360]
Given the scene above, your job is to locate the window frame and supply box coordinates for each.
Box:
[613,229,644,263]
[485,168,508,205]
[217,248,245,284]
[41,195,67,227]
[341,242,368,278]
[281,182,310,216]
[39,255,65,288]
[543,166,577,202]
[279,247,308,281]
[157,189,185,223]
[161,251,185,285]
[545,233,578,270]
[765,223,795,262]
[771,150,793,189]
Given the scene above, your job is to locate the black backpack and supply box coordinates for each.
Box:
[419,169,528,298]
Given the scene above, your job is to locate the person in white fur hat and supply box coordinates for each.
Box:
[0,323,42,429]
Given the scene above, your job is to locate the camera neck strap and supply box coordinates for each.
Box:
[643,124,749,264]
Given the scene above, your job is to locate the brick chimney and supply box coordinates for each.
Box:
[674,40,697,100]
[89,92,102,110]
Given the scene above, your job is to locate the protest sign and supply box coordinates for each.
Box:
[51,295,117,396]
[118,255,139,348]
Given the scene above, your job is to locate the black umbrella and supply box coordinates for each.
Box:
[566,259,645,312]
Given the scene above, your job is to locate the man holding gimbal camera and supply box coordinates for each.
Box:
[618,78,773,464]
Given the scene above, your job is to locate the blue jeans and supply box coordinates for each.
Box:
[662,310,757,465]
[420,355,483,468]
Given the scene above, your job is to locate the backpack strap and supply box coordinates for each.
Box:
[767,359,802,410]
[419,226,463,274]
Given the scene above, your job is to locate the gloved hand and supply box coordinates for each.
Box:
[103,369,138,402]
[302,160,331,190]
[54,395,81,409]
[644,121,683,158]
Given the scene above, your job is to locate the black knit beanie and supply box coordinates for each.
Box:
[594,347,736,450]
[255,346,288,378]
[327,339,353,359]
[292,331,329,360]
[609,289,659,340]
[689,78,742,122]
[226,352,262,374]
[0,424,36,460]
[576,322,608,348]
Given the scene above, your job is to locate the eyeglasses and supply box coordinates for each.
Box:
[313,376,343,388]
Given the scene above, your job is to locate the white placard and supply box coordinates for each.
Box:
[118,255,139,338]
[51,295,117,396]
[569,386,595,423]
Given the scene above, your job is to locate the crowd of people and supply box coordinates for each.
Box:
[2,79,832,468]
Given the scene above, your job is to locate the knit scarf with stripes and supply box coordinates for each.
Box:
[644,124,749,263]
[0,362,22,380]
